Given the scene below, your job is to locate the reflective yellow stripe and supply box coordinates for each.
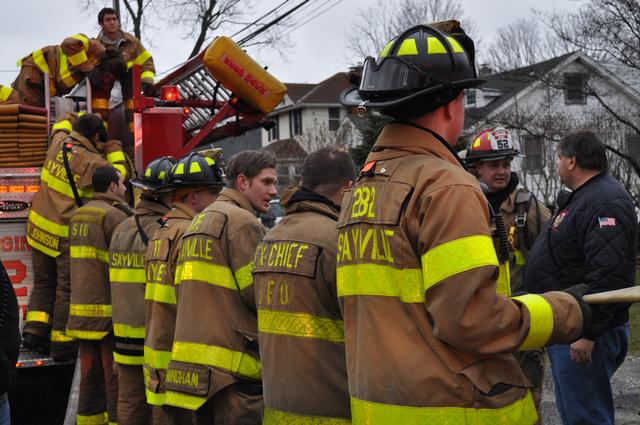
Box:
[68,50,88,66]
[134,50,152,65]
[32,49,51,74]
[32,49,56,96]
[379,40,394,57]
[140,70,155,82]
[0,85,13,101]
[446,36,464,53]
[106,151,126,164]
[171,341,261,380]
[113,163,127,178]
[235,263,254,290]
[144,282,176,304]
[110,267,145,283]
[145,346,172,369]
[397,38,418,56]
[421,235,498,291]
[113,323,145,338]
[26,310,51,324]
[70,303,112,317]
[67,329,109,340]
[515,249,526,266]
[71,245,109,263]
[258,309,344,343]
[26,236,62,257]
[164,390,208,410]
[178,260,238,291]
[174,264,183,285]
[264,408,351,425]
[41,167,94,200]
[72,33,89,50]
[351,391,537,425]
[29,210,69,238]
[337,264,423,303]
[52,119,73,133]
[114,352,143,365]
[92,98,109,109]
[58,49,78,88]
[497,263,511,296]
[427,37,447,54]
[145,388,166,406]
[51,329,76,342]
[512,294,554,350]
[76,411,108,425]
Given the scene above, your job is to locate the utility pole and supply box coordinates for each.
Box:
[112,0,120,18]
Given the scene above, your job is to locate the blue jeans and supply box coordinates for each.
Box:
[0,392,9,425]
[547,324,629,425]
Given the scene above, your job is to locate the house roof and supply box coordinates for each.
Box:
[466,52,576,125]
[286,83,315,103]
[262,138,308,159]
[294,72,352,105]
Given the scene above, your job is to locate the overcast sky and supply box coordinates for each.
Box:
[1,0,575,86]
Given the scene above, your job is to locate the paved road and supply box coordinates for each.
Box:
[541,355,640,424]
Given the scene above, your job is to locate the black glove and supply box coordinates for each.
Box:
[563,284,594,338]
[141,81,153,95]
[86,68,103,90]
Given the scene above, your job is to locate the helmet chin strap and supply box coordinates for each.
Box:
[392,120,468,171]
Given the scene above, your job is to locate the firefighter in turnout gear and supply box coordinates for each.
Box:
[67,165,131,425]
[110,156,176,425]
[143,152,225,425]
[254,148,356,424]
[465,127,551,293]
[337,21,590,424]
[466,126,552,421]
[22,114,129,361]
[165,150,277,424]
[0,34,126,108]
[95,7,156,150]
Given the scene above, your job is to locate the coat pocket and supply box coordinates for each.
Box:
[460,355,532,397]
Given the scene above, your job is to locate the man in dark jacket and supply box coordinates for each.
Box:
[524,130,637,425]
[0,259,20,423]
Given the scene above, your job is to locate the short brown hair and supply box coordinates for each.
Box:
[301,147,356,194]
[226,150,276,189]
[98,7,119,24]
[558,130,608,171]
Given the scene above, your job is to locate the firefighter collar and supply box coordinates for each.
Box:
[369,123,464,169]
[68,131,100,154]
[216,188,255,214]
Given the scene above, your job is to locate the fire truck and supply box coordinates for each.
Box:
[2,36,285,423]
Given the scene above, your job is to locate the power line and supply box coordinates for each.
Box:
[155,0,313,78]
[278,0,342,40]
[230,0,292,40]
[238,0,313,46]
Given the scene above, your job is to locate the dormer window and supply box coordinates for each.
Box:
[564,73,586,104]
[466,89,476,107]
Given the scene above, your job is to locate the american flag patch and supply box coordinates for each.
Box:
[598,217,616,228]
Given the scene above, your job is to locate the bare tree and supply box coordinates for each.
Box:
[485,19,570,72]
[169,0,244,58]
[345,0,477,59]
[540,0,640,71]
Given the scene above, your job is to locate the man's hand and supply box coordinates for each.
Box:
[570,338,595,365]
